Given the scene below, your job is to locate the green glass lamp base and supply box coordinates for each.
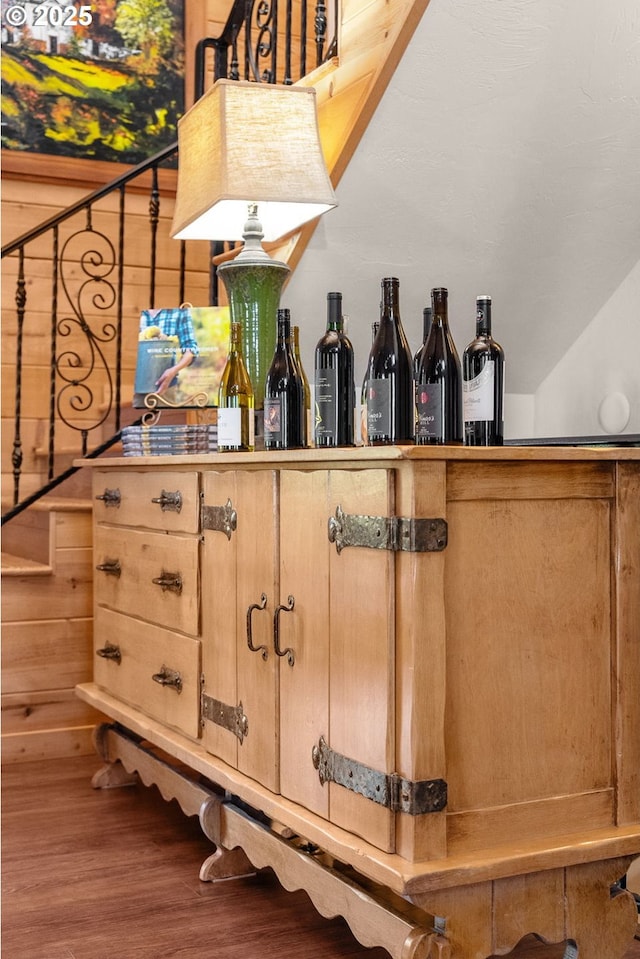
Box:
[217,207,290,410]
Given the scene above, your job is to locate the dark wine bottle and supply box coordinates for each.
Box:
[363,277,414,445]
[264,309,305,450]
[292,324,311,447]
[217,321,255,452]
[360,321,379,445]
[314,292,355,447]
[463,295,505,446]
[413,306,433,378]
[415,287,463,444]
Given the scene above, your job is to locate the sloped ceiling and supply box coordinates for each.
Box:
[286,0,640,395]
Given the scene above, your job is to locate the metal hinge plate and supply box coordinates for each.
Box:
[328,505,447,554]
[201,497,237,539]
[201,691,248,744]
[311,736,447,815]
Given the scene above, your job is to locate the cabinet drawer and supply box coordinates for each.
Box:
[93,470,200,533]
[94,607,201,739]
[94,526,199,635]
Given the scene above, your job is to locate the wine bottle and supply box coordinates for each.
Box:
[413,306,433,378]
[359,321,379,445]
[292,325,311,447]
[463,295,505,446]
[314,292,355,447]
[415,287,463,444]
[217,322,255,452]
[363,277,414,445]
[264,309,305,450]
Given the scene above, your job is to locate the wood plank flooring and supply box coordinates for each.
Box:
[2,754,639,959]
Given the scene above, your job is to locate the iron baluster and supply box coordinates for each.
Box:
[11,246,26,506]
[48,225,59,481]
[284,0,293,84]
[149,164,160,309]
[115,184,126,434]
[300,0,307,77]
[315,0,327,68]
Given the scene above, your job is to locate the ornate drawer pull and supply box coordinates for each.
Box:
[152,665,183,693]
[95,488,121,507]
[151,490,182,513]
[96,643,122,664]
[152,572,183,593]
[96,559,121,577]
[273,595,295,667]
[246,593,269,660]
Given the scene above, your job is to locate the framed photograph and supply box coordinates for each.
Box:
[1,0,185,165]
[133,305,231,410]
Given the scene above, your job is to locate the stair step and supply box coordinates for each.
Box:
[1,551,52,576]
[2,496,92,570]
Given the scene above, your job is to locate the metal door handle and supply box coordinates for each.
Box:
[247,593,269,660]
[273,595,295,666]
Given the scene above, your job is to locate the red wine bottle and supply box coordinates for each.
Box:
[314,292,355,447]
[363,277,414,445]
[415,287,463,444]
[264,309,305,450]
[463,295,505,446]
[292,324,311,447]
[414,306,433,378]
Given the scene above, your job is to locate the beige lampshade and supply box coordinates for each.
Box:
[170,79,337,242]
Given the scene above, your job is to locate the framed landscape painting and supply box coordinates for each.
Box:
[1,0,185,165]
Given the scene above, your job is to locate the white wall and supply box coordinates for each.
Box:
[535,259,640,437]
[284,0,640,439]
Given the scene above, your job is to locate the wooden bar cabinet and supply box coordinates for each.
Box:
[76,445,640,958]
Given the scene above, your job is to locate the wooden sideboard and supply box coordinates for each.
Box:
[76,445,640,959]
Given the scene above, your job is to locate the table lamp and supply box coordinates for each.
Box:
[170,79,338,410]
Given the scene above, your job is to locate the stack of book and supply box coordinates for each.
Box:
[121,424,218,456]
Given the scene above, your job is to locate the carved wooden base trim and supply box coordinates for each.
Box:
[88,723,639,959]
[90,723,447,959]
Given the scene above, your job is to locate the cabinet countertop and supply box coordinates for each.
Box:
[77,443,640,469]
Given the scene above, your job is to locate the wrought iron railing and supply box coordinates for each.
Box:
[1,0,337,525]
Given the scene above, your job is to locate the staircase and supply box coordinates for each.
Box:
[1,497,105,763]
[1,0,432,763]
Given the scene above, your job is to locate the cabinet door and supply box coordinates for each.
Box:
[279,468,396,852]
[201,470,279,793]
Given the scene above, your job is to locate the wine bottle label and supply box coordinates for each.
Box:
[264,398,281,443]
[314,368,338,440]
[217,408,242,446]
[415,382,443,440]
[366,378,391,439]
[463,360,495,422]
[217,407,254,449]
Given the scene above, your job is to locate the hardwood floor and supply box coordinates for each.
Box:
[2,754,639,959]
